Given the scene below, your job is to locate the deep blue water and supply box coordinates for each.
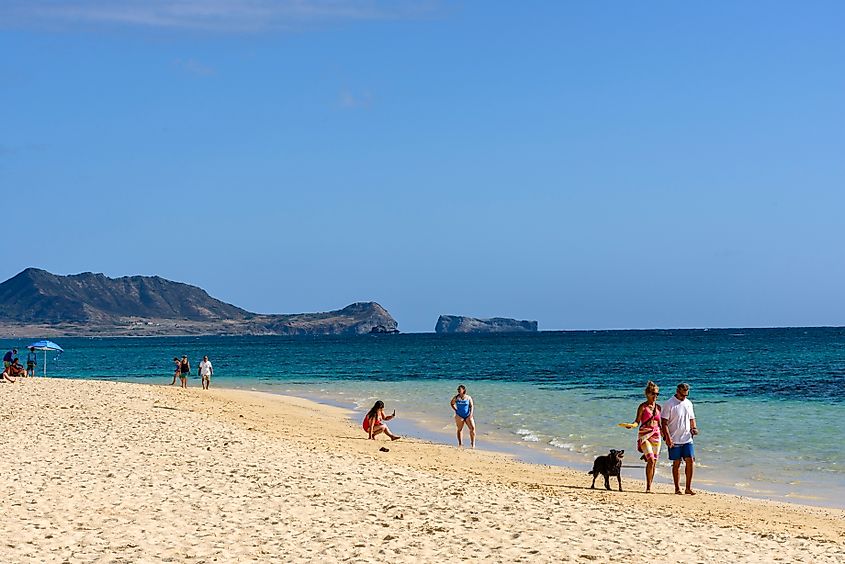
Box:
[8,327,843,400]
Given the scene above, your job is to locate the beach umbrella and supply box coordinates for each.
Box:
[27,340,64,377]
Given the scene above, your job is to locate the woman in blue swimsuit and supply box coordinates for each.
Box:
[450,385,476,448]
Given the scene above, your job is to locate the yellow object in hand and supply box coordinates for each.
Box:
[617,422,637,429]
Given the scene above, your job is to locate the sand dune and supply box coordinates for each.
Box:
[1,379,842,562]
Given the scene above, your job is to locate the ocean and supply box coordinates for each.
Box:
[3,328,844,507]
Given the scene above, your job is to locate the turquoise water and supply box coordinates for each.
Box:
[3,328,843,507]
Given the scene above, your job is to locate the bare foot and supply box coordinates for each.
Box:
[685,489,696,495]
[675,489,683,495]
[390,435,401,441]
[645,489,652,493]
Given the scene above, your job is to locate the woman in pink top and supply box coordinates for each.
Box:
[633,381,665,493]
[363,400,401,441]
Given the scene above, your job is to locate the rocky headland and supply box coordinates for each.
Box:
[435,315,538,334]
[0,268,398,337]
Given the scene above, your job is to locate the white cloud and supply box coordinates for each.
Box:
[0,0,437,33]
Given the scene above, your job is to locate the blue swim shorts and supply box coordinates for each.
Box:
[668,443,695,461]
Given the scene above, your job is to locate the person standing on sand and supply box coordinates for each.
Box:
[661,382,699,495]
[363,400,401,441]
[633,380,665,493]
[179,355,190,389]
[26,347,37,377]
[450,385,476,448]
[198,355,213,390]
[170,357,180,385]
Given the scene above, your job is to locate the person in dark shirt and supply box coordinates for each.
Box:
[179,355,190,388]
[3,348,17,370]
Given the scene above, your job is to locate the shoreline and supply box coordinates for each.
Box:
[220,380,843,510]
[275,387,577,467]
[2,377,843,562]
[70,373,843,510]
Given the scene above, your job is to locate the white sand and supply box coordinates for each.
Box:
[1,378,843,562]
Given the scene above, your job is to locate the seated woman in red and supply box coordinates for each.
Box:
[7,360,27,379]
[363,400,401,441]
[1,359,23,383]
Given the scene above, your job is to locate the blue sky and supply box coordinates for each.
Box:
[2,1,844,332]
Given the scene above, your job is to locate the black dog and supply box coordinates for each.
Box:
[588,449,624,491]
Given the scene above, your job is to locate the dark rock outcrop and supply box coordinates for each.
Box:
[369,324,400,334]
[255,302,398,336]
[0,268,398,336]
[435,315,538,334]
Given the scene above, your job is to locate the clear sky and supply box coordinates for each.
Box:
[2,1,844,332]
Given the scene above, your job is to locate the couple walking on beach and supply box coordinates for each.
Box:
[170,355,214,389]
[363,384,477,448]
[633,381,698,494]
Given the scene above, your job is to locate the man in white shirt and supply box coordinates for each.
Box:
[199,356,213,390]
[661,382,699,495]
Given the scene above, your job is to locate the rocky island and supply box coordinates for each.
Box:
[0,268,398,337]
[435,315,538,334]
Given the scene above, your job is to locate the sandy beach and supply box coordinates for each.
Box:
[1,379,843,563]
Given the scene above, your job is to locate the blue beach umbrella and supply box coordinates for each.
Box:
[27,340,64,377]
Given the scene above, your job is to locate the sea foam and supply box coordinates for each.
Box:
[516,429,540,442]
